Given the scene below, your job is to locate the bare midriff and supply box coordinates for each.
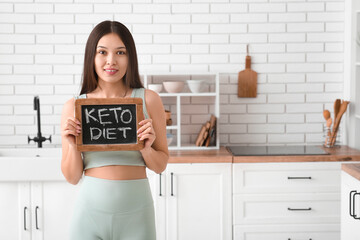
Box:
[84,165,147,180]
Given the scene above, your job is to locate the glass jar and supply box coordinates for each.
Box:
[323,125,340,148]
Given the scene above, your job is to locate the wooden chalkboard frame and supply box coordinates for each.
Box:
[75,98,145,152]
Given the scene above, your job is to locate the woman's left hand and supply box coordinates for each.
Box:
[137,119,156,149]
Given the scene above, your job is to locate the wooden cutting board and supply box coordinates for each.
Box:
[238,48,257,98]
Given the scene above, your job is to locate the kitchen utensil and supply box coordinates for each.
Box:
[326,118,332,128]
[238,44,257,98]
[148,84,163,93]
[323,110,330,121]
[195,122,210,147]
[205,115,216,147]
[333,99,341,126]
[323,110,331,146]
[324,118,332,147]
[187,80,204,93]
[330,100,349,146]
[163,81,184,93]
[201,121,211,146]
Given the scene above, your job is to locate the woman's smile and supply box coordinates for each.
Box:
[104,68,119,75]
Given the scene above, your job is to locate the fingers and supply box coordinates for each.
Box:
[137,119,153,134]
[63,117,81,136]
[138,119,156,141]
[139,133,156,142]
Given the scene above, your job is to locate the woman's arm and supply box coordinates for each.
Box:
[60,98,84,185]
[139,89,169,174]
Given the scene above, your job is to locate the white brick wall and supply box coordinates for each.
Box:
[0,0,345,147]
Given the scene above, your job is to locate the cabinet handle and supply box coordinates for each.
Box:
[288,239,312,240]
[159,173,162,196]
[353,192,360,220]
[35,206,40,230]
[350,190,357,218]
[287,176,311,180]
[287,207,312,211]
[24,206,28,231]
[171,172,174,196]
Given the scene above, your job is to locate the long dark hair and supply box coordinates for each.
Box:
[80,20,143,95]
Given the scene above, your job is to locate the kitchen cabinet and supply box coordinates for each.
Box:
[0,181,79,240]
[232,162,342,240]
[234,224,339,240]
[0,182,22,239]
[345,0,360,150]
[147,169,166,240]
[341,170,360,240]
[147,163,232,240]
[143,73,220,150]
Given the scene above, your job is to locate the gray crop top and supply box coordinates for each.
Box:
[76,88,149,170]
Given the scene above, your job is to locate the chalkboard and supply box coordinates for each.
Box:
[75,98,144,151]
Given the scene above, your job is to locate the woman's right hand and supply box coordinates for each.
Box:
[62,117,81,146]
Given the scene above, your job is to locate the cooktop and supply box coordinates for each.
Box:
[226,145,329,156]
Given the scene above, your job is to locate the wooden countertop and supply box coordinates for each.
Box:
[168,145,360,163]
[169,147,232,163]
[342,164,360,181]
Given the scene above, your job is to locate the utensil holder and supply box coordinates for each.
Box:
[323,126,340,148]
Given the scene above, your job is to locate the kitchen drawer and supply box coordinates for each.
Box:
[234,224,340,240]
[233,162,341,194]
[233,193,340,225]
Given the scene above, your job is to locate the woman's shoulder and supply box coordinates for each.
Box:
[144,88,161,104]
[62,97,76,114]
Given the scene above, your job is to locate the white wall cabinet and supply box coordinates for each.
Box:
[233,162,342,240]
[0,181,79,240]
[147,163,232,240]
[341,170,360,240]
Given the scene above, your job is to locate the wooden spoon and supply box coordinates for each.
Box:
[323,110,330,121]
[324,118,332,146]
[333,99,341,126]
[330,100,349,146]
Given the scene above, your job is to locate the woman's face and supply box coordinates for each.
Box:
[94,33,128,85]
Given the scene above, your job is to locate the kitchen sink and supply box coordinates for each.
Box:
[0,148,61,158]
[0,148,63,181]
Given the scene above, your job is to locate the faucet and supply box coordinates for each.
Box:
[28,96,51,148]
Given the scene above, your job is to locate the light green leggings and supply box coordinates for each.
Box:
[70,176,156,240]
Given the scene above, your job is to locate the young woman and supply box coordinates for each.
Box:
[61,20,169,240]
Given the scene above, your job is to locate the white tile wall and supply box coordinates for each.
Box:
[0,0,344,147]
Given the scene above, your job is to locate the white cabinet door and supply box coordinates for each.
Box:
[341,171,360,240]
[39,181,80,240]
[233,162,341,194]
[0,182,31,240]
[166,163,232,240]
[233,192,340,225]
[234,224,340,240]
[147,169,166,240]
[0,180,80,240]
